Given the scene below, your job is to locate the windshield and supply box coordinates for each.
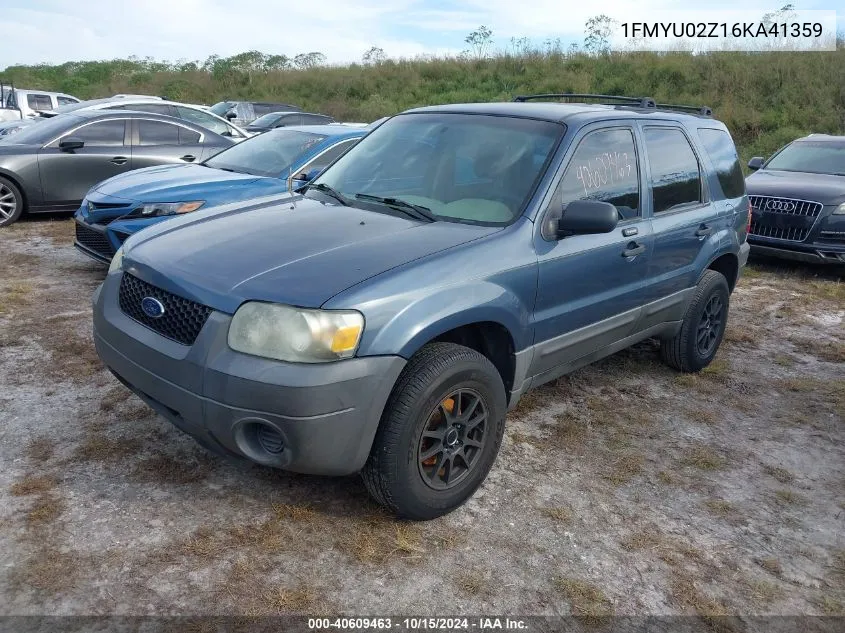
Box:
[310,113,562,225]
[209,101,234,117]
[203,129,326,177]
[249,112,285,128]
[764,141,845,176]
[0,113,81,145]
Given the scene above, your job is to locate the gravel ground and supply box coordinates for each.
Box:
[0,218,843,623]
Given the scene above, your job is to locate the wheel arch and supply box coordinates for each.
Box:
[702,251,739,292]
[0,169,28,211]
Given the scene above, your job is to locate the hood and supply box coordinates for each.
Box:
[746,170,845,205]
[0,141,38,152]
[124,197,500,313]
[91,163,286,203]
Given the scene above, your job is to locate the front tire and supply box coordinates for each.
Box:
[362,342,507,520]
[0,176,24,228]
[660,270,730,372]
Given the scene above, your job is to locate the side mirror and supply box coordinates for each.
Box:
[293,168,320,184]
[225,111,236,121]
[556,200,619,239]
[59,137,85,152]
[747,156,765,171]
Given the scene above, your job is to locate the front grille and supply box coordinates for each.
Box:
[75,223,115,258]
[88,201,128,211]
[748,195,823,242]
[118,274,212,345]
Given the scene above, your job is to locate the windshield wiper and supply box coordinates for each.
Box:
[354,193,436,222]
[307,182,349,206]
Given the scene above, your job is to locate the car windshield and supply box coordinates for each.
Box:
[764,141,845,176]
[310,113,562,226]
[249,112,286,128]
[203,129,326,177]
[209,101,235,117]
[0,113,80,145]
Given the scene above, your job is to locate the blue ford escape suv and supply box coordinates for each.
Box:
[93,94,750,520]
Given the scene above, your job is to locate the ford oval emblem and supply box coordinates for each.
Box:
[141,297,165,319]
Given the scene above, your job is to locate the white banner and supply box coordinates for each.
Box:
[603,9,838,52]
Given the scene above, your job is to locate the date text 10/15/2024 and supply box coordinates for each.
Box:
[308,617,529,630]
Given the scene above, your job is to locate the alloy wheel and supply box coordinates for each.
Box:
[0,184,17,221]
[417,388,488,490]
[696,294,724,357]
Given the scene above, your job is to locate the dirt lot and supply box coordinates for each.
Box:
[1,218,843,621]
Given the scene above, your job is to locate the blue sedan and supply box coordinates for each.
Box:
[73,125,367,262]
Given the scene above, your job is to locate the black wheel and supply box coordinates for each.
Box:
[0,176,24,227]
[362,342,506,520]
[660,270,730,372]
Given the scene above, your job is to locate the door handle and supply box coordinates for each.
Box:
[180,154,197,162]
[695,224,712,238]
[622,242,646,258]
[110,156,128,165]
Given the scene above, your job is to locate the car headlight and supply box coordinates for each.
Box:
[833,203,845,215]
[108,246,125,274]
[228,302,364,363]
[133,201,205,217]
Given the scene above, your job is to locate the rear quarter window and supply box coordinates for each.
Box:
[698,128,745,199]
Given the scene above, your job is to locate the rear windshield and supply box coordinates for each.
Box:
[209,101,235,116]
[249,112,287,128]
[203,129,326,177]
[764,141,845,176]
[698,128,745,198]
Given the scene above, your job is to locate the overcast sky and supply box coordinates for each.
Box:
[0,0,841,69]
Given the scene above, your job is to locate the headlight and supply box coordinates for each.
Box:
[108,246,125,274]
[133,201,204,218]
[228,302,364,363]
[833,203,845,215]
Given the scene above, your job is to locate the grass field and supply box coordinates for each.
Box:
[1,217,843,619]
[3,47,844,163]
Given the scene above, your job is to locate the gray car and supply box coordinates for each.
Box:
[0,110,234,227]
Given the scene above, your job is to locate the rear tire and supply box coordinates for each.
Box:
[362,342,507,520]
[0,176,24,228]
[660,270,730,372]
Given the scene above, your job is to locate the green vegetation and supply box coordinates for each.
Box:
[3,47,843,161]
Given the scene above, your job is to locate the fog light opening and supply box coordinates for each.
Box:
[256,424,285,454]
[235,419,287,463]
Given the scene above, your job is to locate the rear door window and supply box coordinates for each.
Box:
[643,127,702,214]
[137,120,180,145]
[698,128,745,199]
[27,94,53,111]
[179,127,202,145]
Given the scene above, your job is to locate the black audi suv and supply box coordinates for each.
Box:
[745,134,845,265]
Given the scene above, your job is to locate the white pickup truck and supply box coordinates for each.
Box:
[0,86,80,122]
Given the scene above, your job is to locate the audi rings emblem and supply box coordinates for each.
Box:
[765,199,796,212]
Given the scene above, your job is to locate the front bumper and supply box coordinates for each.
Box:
[747,202,845,265]
[747,239,845,265]
[92,274,406,475]
[74,220,116,263]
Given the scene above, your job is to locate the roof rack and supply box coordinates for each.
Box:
[653,102,712,116]
[512,93,712,117]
